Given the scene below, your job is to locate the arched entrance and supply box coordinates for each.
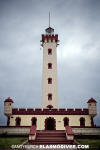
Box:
[45,117,56,130]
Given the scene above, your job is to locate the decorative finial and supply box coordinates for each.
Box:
[49,12,50,27]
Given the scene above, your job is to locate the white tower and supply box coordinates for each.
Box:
[41,23,59,109]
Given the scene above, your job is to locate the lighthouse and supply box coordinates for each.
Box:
[3,17,98,132]
[41,20,59,109]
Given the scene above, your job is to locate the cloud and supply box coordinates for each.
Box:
[0,0,100,126]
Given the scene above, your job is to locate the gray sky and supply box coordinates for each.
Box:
[0,0,100,126]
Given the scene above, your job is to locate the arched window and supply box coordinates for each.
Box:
[15,117,21,126]
[80,117,85,127]
[31,117,37,126]
[63,117,69,126]
[48,49,52,55]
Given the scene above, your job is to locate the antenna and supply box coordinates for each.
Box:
[49,12,50,27]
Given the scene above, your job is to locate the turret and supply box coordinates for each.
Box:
[4,97,14,116]
[87,98,97,117]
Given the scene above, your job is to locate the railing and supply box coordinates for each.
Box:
[29,125,36,141]
[65,126,74,141]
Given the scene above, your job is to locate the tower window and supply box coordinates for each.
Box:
[48,78,52,84]
[48,49,52,55]
[48,93,52,100]
[48,63,52,69]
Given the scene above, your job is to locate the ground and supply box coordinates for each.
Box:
[0,136,27,149]
[0,136,100,150]
[76,137,100,150]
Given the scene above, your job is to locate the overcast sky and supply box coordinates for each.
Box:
[0,0,100,126]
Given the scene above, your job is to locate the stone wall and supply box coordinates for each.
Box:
[0,127,30,135]
[72,127,100,135]
[0,126,100,136]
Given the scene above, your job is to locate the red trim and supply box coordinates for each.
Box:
[12,108,89,115]
[65,126,74,135]
[30,125,36,135]
[47,105,53,109]
[42,34,58,43]
[88,98,97,103]
[4,97,14,103]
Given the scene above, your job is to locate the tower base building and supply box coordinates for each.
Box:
[4,97,97,129]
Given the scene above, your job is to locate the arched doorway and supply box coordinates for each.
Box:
[45,117,56,130]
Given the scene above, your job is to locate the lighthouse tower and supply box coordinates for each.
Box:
[41,21,59,109]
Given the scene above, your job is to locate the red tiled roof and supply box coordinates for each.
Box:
[4,97,13,103]
[88,98,97,103]
[12,108,89,115]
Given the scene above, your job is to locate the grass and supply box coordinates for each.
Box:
[0,136,27,149]
[76,138,100,150]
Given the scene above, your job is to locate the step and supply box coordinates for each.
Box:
[37,134,66,137]
[29,131,74,145]
[37,131,65,133]
[37,134,65,136]
[37,133,65,136]
[37,131,65,134]
[30,141,73,144]
[37,132,65,134]
[36,137,66,141]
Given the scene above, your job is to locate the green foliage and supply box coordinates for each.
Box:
[76,138,100,150]
[0,136,26,148]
